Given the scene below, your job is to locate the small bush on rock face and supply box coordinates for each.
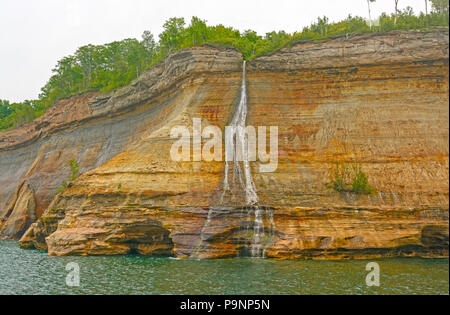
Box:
[56,181,68,193]
[329,162,351,192]
[56,159,80,193]
[351,164,375,195]
[69,159,80,181]
[328,162,375,195]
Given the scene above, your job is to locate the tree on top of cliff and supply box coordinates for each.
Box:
[186,17,209,47]
[0,100,12,119]
[142,31,157,54]
[159,17,186,53]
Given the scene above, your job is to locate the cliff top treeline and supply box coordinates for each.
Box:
[0,1,449,131]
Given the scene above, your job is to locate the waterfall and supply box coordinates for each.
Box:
[194,61,275,259]
[224,61,258,205]
[222,61,274,258]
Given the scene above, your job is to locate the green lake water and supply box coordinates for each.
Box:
[0,240,448,295]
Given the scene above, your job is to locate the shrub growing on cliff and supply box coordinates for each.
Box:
[351,164,375,194]
[328,162,375,195]
[69,159,80,181]
[56,159,80,193]
[329,162,352,192]
[0,99,45,131]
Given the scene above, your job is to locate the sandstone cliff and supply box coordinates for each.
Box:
[0,46,242,239]
[0,31,448,259]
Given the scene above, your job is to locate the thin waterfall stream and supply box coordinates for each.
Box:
[224,61,259,206]
[195,61,275,258]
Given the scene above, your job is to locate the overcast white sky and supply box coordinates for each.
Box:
[0,0,430,102]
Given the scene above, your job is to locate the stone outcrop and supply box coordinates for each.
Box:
[0,183,37,239]
[0,30,448,259]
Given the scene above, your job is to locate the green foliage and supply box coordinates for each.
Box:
[159,17,187,53]
[0,100,12,118]
[328,163,375,195]
[431,0,450,14]
[56,181,68,193]
[0,99,44,130]
[69,159,80,181]
[1,9,448,132]
[39,38,151,107]
[329,162,351,192]
[56,159,80,193]
[351,164,375,194]
[292,15,371,42]
[0,100,12,130]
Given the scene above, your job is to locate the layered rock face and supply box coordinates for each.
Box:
[1,46,243,241]
[246,31,449,258]
[1,31,448,259]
